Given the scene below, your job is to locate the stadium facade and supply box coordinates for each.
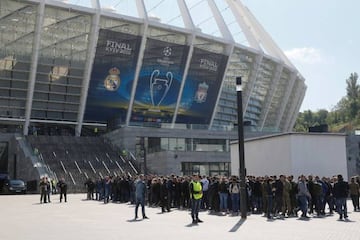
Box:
[0,0,306,177]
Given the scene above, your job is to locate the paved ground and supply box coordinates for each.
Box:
[0,194,359,240]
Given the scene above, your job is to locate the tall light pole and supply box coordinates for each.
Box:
[236,76,247,219]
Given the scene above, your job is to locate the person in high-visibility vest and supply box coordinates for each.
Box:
[189,174,203,224]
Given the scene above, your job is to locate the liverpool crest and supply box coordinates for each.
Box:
[194,82,209,103]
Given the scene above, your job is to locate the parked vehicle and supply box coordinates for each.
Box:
[2,179,27,194]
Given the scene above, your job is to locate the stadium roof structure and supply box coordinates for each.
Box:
[0,0,306,135]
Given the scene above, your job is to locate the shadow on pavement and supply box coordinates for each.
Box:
[229,218,246,232]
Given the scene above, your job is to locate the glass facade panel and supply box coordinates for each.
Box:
[32,6,91,121]
[147,137,228,153]
[0,0,37,118]
[193,37,226,54]
[213,47,255,129]
[144,1,184,29]
[263,68,290,130]
[181,162,230,176]
[280,76,301,128]
[193,139,227,152]
[0,0,305,135]
[148,27,187,45]
[100,17,141,36]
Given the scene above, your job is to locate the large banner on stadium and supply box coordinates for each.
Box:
[130,38,189,123]
[84,29,141,123]
[176,47,228,124]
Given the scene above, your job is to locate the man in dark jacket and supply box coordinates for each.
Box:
[160,178,170,213]
[57,177,67,203]
[84,178,95,200]
[333,174,349,220]
[134,175,148,220]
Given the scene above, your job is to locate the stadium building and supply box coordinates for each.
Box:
[0,0,306,188]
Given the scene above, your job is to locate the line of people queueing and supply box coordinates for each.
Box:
[83,173,360,221]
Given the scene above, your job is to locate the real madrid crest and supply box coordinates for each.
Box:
[104,67,121,91]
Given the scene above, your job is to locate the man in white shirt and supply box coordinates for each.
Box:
[201,175,209,209]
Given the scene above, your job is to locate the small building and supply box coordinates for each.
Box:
[231,132,348,180]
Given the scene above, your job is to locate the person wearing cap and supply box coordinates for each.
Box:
[189,174,203,224]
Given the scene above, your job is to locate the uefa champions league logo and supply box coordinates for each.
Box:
[163,47,172,57]
[149,69,173,111]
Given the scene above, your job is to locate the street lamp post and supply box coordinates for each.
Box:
[236,76,247,219]
[140,137,147,176]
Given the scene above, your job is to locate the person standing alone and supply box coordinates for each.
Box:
[57,177,67,203]
[134,175,148,220]
[189,174,203,224]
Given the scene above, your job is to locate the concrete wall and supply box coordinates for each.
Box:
[239,134,292,177]
[105,126,234,175]
[346,135,360,178]
[105,126,237,153]
[290,134,347,179]
[231,133,348,180]
[7,136,40,183]
[147,151,230,175]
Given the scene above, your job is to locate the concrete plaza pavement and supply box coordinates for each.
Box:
[0,194,359,240]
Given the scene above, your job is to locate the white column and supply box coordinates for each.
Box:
[75,1,101,136]
[23,0,45,135]
[171,0,196,127]
[284,81,306,131]
[258,62,283,130]
[275,71,296,130]
[287,86,306,131]
[243,53,262,112]
[207,0,233,42]
[125,0,148,125]
[226,0,261,50]
[177,0,195,29]
[209,44,234,129]
[171,33,195,127]
[240,0,294,68]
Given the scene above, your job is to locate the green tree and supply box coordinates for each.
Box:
[294,72,360,133]
[346,72,359,99]
[346,73,359,119]
[317,109,328,124]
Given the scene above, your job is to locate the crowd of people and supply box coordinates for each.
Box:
[81,173,360,222]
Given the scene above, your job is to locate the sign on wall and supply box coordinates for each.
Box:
[130,38,189,124]
[176,47,228,124]
[84,29,141,123]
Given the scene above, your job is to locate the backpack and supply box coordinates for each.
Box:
[231,183,239,194]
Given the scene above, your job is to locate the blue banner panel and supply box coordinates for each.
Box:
[84,29,141,123]
[130,38,189,124]
[176,47,228,124]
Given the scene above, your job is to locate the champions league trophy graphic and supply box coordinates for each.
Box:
[194,81,209,103]
[149,69,173,112]
[104,67,121,91]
